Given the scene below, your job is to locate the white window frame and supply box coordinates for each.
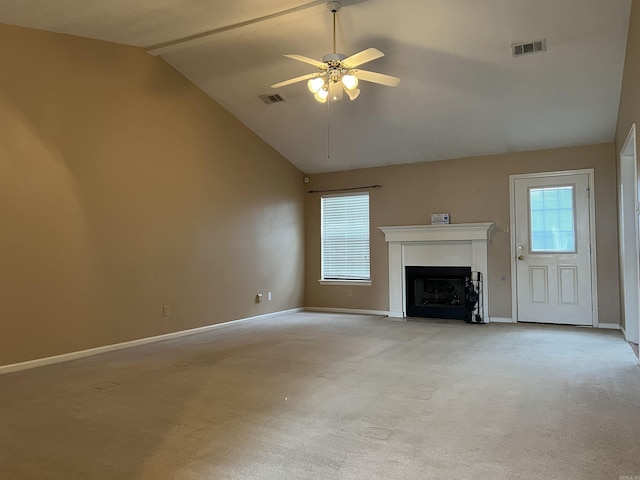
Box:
[319,192,371,286]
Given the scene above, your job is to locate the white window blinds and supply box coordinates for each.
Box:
[321,192,370,281]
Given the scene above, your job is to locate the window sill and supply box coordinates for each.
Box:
[318,280,372,286]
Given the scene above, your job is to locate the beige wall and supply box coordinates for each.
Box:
[305,144,620,323]
[0,24,305,366]
[616,0,640,152]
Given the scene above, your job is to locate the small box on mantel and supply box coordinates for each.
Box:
[431,213,450,225]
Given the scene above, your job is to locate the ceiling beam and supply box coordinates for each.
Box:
[146,0,328,56]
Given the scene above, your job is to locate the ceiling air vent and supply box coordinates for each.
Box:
[259,93,286,104]
[512,39,547,57]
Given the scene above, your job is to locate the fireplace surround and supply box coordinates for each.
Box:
[379,223,494,320]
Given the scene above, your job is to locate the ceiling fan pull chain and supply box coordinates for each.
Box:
[327,95,332,159]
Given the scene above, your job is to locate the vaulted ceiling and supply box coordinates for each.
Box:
[0,0,632,173]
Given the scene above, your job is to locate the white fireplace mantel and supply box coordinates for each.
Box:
[379,223,494,320]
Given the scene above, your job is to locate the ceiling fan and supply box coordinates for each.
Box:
[270,1,400,103]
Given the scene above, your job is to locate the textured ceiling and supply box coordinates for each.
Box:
[0,0,632,173]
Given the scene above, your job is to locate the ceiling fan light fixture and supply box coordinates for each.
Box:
[308,77,325,93]
[345,87,360,101]
[342,74,358,90]
[328,80,343,102]
[314,88,329,103]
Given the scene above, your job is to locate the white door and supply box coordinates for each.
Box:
[512,172,594,325]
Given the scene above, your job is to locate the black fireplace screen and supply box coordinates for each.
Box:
[405,266,478,321]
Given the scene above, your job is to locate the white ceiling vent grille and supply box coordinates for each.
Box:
[259,93,286,104]
[512,39,547,57]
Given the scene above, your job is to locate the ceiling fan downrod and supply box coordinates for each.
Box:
[327,1,341,54]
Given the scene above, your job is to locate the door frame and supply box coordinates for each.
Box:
[618,123,640,343]
[509,169,599,326]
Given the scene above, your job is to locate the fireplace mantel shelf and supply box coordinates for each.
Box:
[379,223,494,243]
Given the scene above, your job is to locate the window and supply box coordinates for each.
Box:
[529,185,576,253]
[321,192,370,282]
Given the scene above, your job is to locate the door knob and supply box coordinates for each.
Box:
[517,254,525,261]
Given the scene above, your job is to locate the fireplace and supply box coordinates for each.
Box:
[406,266,478,321]
[378,223,494,321]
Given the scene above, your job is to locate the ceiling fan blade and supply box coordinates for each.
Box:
[284,54,326,69]
[271,73,322,89]
[354,69,401,87]
[342,48,384,68]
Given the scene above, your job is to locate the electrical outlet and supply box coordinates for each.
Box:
[268,292,272,301]
[163,305,170,317]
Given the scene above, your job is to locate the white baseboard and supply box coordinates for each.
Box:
[489,316,514,323]
[598,323,621,330]
[0,307,304,375]
[304,307,390,317]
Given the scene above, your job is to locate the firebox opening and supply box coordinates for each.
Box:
[405,266,479,321]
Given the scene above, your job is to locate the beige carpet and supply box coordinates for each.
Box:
[1,312,639,479]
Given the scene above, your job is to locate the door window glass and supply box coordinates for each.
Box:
[529,186,576,253]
